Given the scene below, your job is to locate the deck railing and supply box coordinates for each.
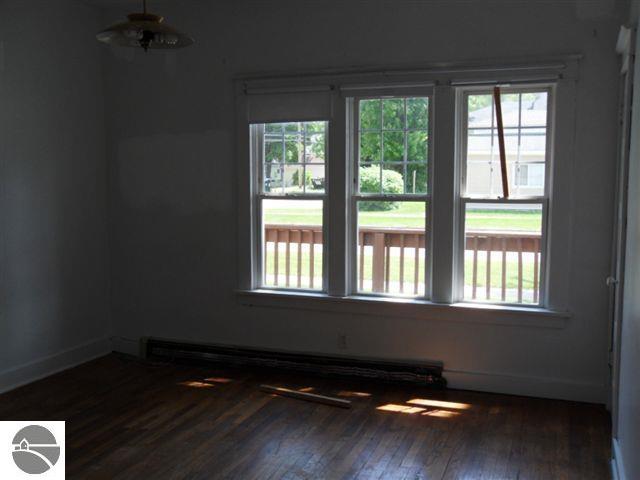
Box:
[264,224,541,302]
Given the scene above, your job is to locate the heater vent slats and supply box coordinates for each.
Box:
[145,339,446,388]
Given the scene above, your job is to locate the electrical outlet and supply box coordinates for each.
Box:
[338,334,348,350]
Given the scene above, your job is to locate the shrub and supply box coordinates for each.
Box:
[359,166,403,211]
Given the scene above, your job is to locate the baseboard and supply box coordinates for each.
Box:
[110,336,144,357]
[0,337,112,394]
[611,438,627,480]
[444,369,606,403]
[145,337,445,387]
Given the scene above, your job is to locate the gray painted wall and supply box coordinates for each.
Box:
[103,0,623,402]
[0,0,111,390]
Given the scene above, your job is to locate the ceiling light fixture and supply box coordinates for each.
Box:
[96,0,194,52]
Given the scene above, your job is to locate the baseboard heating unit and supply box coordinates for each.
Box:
[145,338,446,388]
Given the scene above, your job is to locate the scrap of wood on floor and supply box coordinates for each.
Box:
[260,384,352,409]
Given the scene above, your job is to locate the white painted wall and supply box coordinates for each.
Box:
[0,0,111,392]
[104,0,623,402]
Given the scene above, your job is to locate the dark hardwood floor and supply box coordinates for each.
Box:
[0,354,611,479]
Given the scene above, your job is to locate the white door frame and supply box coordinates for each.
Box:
[609,25,636,436]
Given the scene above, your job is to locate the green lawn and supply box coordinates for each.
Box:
[264,202,540,299]
[264,248,538,292]
[264,202,542,231]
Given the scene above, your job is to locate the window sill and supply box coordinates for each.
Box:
[236,289,570,329]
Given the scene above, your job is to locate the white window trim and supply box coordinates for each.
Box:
[235,56,579,319]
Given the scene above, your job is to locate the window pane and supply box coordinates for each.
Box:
[383,98,404,130]
[467,129,492,153]
[284,135,303,163]
[284,122,303,133]
[406,163,427,194]
[262,199,323,290]
[383,131,404,161]
[407,131,427,161]
[520,128,547,155]
[305,121,325,134]
[283,165,305,193]
[468,95,494,127]
[263,163,283,194]
[498,93,520,128]
[521,92,548,126]
[360,99,381,130]
[464,203,542,304]
[359,164,382,193]
[259,121,327,195]
[357,201,426,296]
[465,162,503,197]
[265,123,284,134]
[382,164,404,193]
[513,163,545,196]
[265,135,283,163]
[360,132,381,162]
[305,133,325,162]
[407,98,428,130]
[502,128,519,154]
[306,163,325,194]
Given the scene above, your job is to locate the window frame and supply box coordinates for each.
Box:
[347,92,435,299]
[454,84,555,306]
[236,58,577,317]
[250,121,330,294]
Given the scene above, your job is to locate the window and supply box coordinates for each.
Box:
[252,121,327,291]
[460,89,550,305]
[240,67,566,311]
[353,97,431,297]
[515,164,545,188]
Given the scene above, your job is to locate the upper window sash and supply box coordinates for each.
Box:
[255,121,328,198]
[352,94,434,199]
[459,85,553,201]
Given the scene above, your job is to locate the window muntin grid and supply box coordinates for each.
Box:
[262,121,327,195]
[465,91,548,198]
[358,97,429,195]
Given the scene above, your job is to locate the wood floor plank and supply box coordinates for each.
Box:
[0,354,611,479]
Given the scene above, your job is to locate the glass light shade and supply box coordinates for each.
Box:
[97,13,194,51]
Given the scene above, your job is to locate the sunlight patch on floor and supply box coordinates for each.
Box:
[377,404,426,414]
[179,381,215,388]
[407,398,471,410]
